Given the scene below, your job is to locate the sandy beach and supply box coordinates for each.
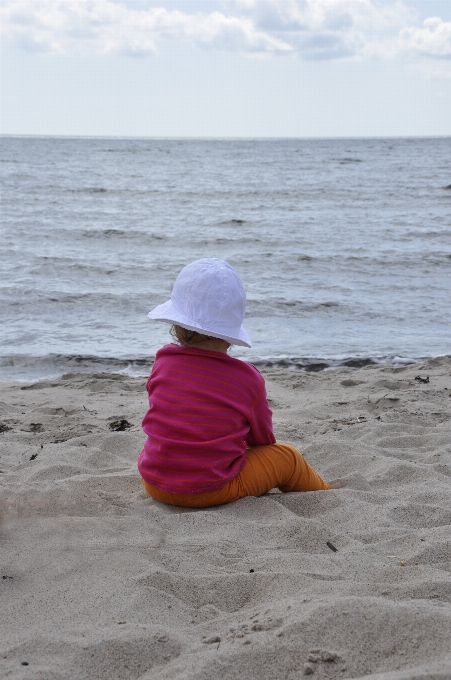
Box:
[1,356,451,680]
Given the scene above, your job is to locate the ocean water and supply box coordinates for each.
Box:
[1,136,450,381]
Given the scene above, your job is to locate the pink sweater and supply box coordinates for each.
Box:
[138,344,275,494]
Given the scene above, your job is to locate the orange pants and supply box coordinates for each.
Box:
[142,442,332,508]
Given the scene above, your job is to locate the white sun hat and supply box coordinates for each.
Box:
[148,258,252,347]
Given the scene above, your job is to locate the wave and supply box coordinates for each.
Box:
[0,354,153,382]
[246,354,424,372]
[334,158,363,163]
[219,219,246,225]
[397,230,451,240]
[81,229,165,240]
[1,352,445,383]
[246,299,341,317]
[69,187,108,193]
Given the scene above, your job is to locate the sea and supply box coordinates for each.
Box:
[1,136,450,382]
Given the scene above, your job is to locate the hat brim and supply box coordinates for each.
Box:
[148,300,252,348]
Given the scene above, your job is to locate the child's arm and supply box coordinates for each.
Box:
[246,381,276,447]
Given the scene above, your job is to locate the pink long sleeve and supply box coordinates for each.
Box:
[246,382,276,447]
[138,344,276,494]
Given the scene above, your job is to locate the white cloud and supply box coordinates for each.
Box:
[1,0,450,63]
[399,17,451,58]
[231,0,413,32]
[229,0,415,59]
[0,0,292,55]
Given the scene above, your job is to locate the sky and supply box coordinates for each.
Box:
[1,0,450,137]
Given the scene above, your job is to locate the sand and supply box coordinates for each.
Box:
[1,357,451,680]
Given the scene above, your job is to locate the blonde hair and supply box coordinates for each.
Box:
[170,325,230,349]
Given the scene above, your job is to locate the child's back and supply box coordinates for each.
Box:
[139,343,275,494]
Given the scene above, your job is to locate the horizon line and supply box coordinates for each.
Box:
[1,133,450,141]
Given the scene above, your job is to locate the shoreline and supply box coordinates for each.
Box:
[1,352,449,384]
[1,356,451,679]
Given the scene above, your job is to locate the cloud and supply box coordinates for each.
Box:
[1,0,450,63]
[0,0,292,55]
[399,17,451,58]
[231,0,413,32]
[228,0,415,59]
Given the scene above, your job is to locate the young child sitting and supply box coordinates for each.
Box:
[139,258,338,508]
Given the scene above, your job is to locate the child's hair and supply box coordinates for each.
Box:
[170,325,230,349]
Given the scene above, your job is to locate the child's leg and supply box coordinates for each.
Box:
[141,478,237,508]
[238,442,332,495]
[142,442,331,508]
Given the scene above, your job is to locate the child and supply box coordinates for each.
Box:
[139,258,337,508]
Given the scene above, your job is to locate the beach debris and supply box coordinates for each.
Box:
[29,453,38,461]
[415,375,429,384]
[29,423,44,433]
[251,618,282,632]
[203,635,221,644]
[326,541,338,552]
[109,419,132,431]
[156,634,169,642]
[21,662,29,666]
[2,575,13,580]
[228,625,248,639]
[303,663,315,675]
[228,617,282,641]
[387,555,407,566]
[332,416,366,426]
[372,392,400,405]
[249,569,254,573]
[307,649,340,667]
